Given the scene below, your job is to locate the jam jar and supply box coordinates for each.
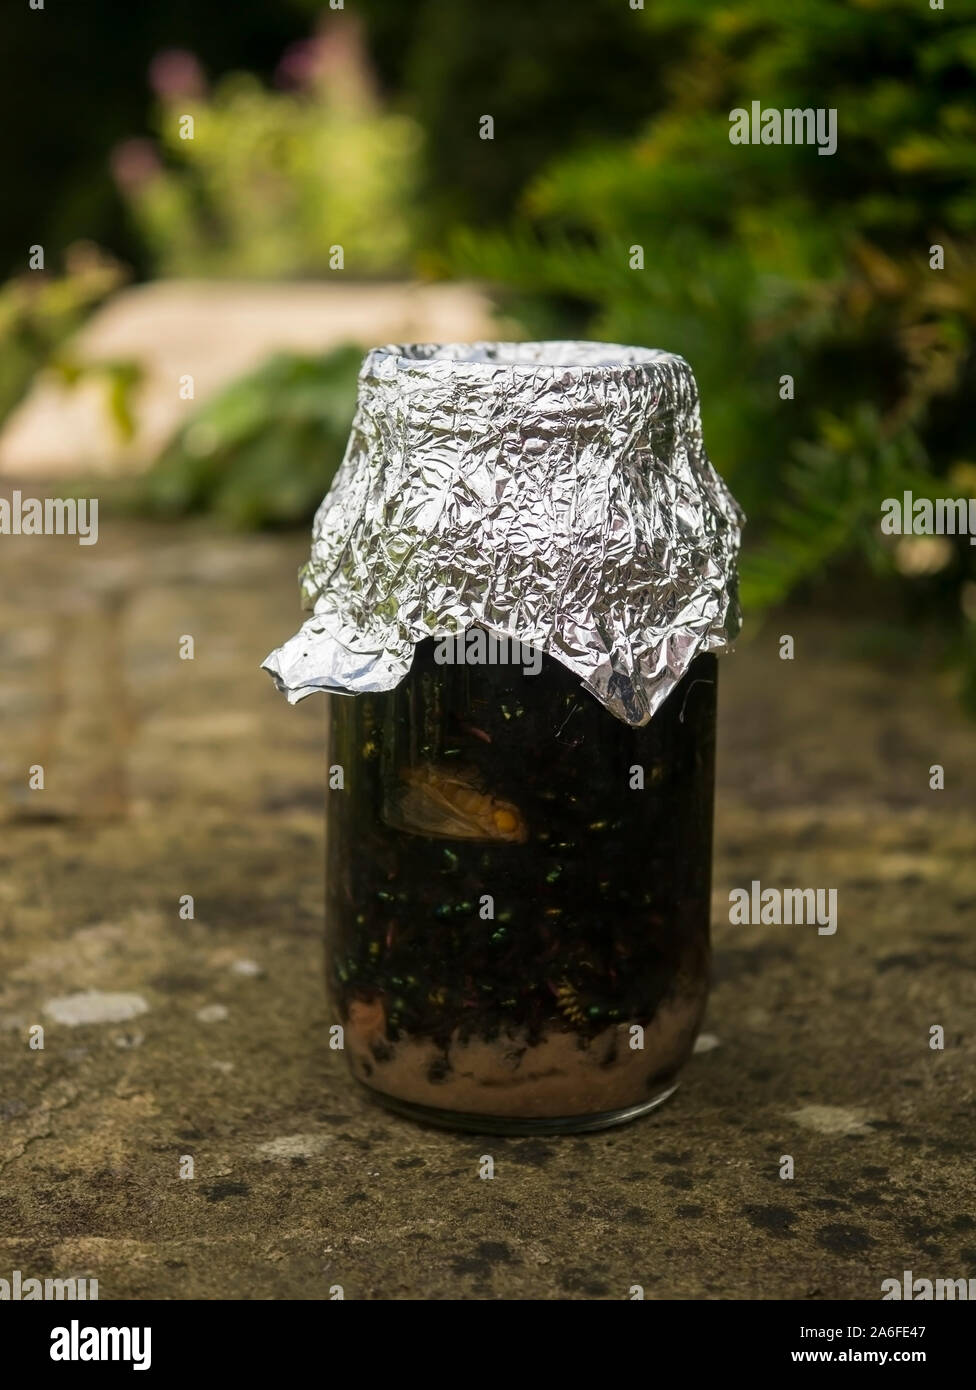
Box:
[264,341,743,1134]
[326,635,717,1133]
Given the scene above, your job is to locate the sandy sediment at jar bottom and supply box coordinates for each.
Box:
[344,992,707,1118]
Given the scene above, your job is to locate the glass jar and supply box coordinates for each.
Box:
[326,633,717,1134]
[264,340,743,1133]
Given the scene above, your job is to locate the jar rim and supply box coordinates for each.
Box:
[368,340,687,375]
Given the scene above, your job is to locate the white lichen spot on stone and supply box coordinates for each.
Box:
[229,959,263,977]
[789,1105,873,1136]
[43,991,149,1027]
[256,1133,333,1160]
[196,1003,229,1023]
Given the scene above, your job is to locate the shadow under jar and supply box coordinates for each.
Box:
[327,634,717,1135]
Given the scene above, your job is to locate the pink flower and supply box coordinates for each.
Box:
[110,138,161,192]
[148,48,205,101]
[275,19,375,104]
[275,38,322,90]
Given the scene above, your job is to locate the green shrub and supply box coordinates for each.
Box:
[132,345,362,528]
[0,244,127,426]
[451,0,976,698]
[115,22,422,279]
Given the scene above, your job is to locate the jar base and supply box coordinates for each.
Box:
[354,1080,679,1136]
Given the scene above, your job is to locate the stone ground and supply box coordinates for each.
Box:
[0,513,974,1301]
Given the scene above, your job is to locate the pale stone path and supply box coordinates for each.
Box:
[0,280,499,478]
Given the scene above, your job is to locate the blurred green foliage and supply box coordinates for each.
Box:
[6,0,976,699]
[116,22,421,278]
[366,0,669,239]
[0,245,128,424]
[448,0,976,695]
[132,345,362,528]
[52,356,145,444]
[0,2,316,280]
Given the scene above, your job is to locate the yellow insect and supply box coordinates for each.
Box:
[554,980,586,1026]
[393,763,527,843]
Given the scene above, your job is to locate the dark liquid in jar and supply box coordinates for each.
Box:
[326,638,717,1129]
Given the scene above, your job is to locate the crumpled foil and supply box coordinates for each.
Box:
[262,342,744,726]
